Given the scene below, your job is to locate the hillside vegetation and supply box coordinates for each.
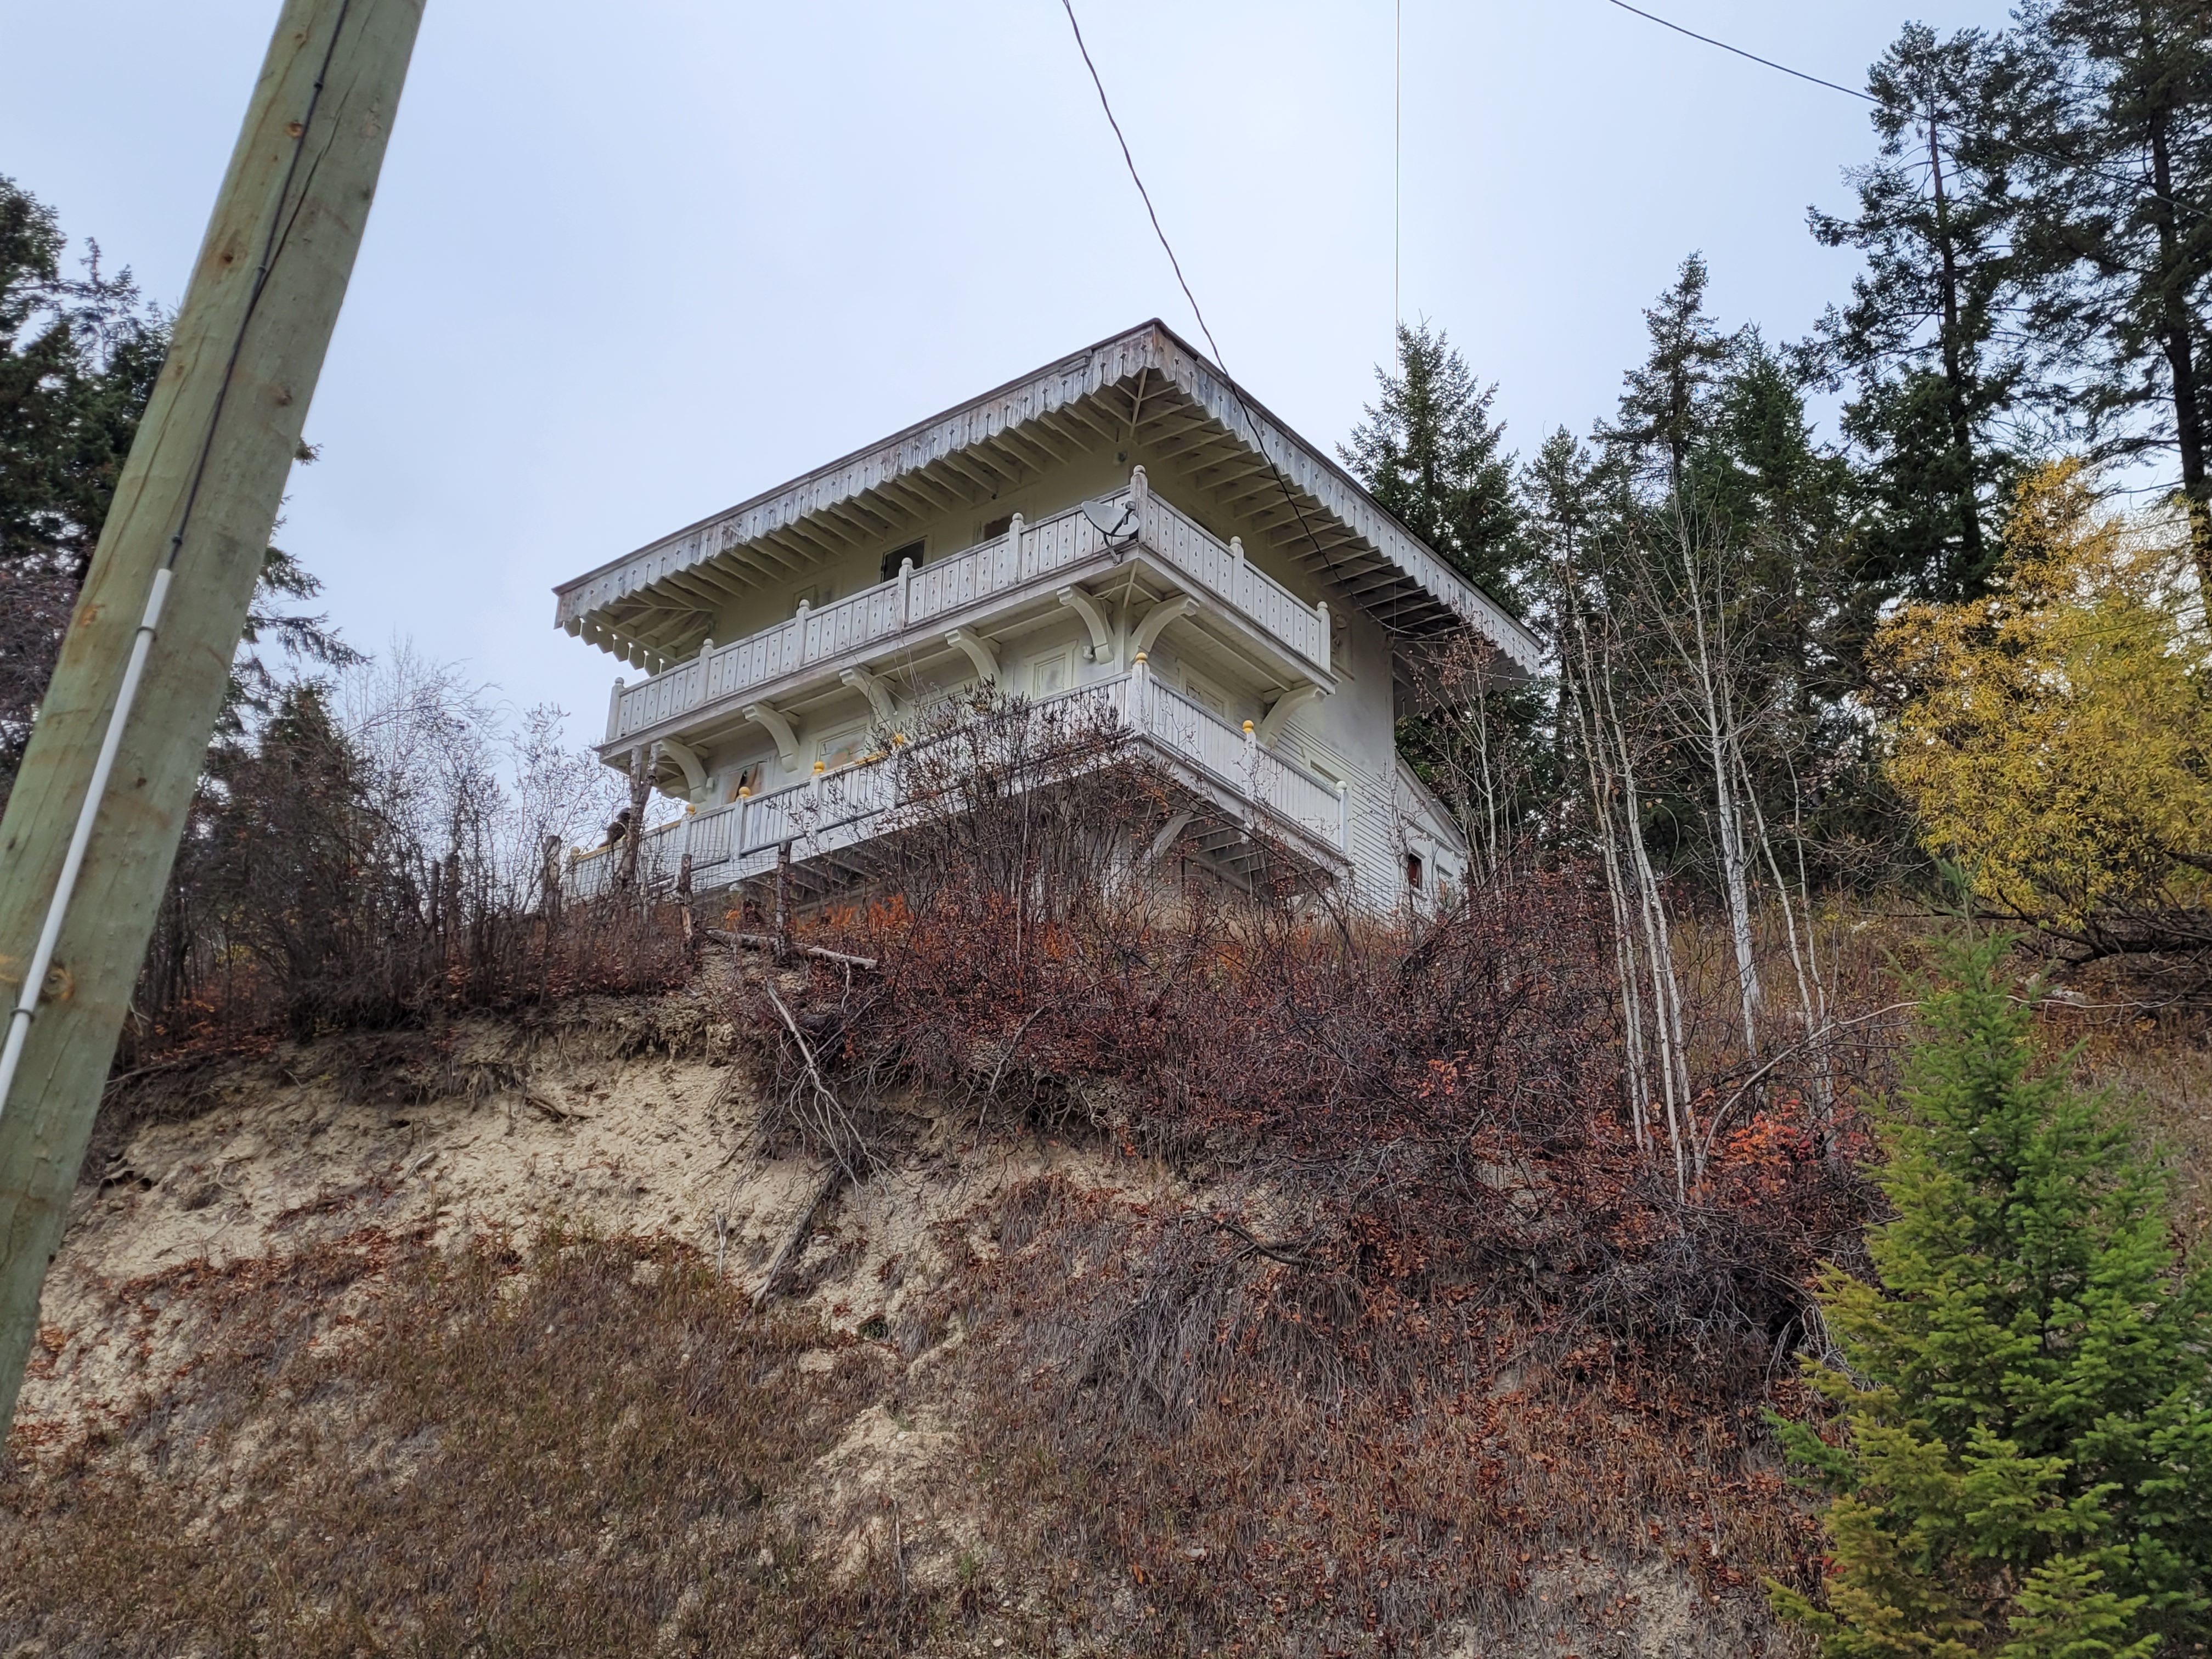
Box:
[12,2,2212,1650]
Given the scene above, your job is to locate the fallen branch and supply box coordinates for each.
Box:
[977,1002,1053,1133]
[751,1164,840,1311]
[1695,1000,1919,1166]
[706,929,878,970]
[746,979,868,1313]
[1185,1211,1330,1272]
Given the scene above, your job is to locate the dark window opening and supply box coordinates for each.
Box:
[980,514,1013,542]
[881,539,925,583]
[1406,851,1424,890]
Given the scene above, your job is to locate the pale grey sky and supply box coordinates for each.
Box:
[7,0,2011,739]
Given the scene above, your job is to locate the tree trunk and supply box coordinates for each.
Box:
[2148,110,2212,595]
[616,749,650,893]
[1928,110,1988,585]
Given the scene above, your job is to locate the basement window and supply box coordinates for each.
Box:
[881,539,924,582]
[1406,851,1425,891]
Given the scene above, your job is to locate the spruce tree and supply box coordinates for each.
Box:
[1596,252,1737,498]
[1340,320,1524,607]
[1771,938,2212,1657]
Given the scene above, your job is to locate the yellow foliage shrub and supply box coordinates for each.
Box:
[1876,460,2212,953]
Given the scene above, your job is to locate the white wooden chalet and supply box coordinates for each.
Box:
[553,322,1539,910]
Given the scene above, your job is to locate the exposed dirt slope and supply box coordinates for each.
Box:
[4,980,1809,1658]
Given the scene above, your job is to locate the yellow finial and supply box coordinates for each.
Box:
[1132,652,1148,664]
[812,759,826,774]
[1243,719,1255,733]
[738,786,751,799]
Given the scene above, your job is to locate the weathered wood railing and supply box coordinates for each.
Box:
[568,663,1350,900]
[604,472,1330,745]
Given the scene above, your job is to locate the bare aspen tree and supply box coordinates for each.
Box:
[1630,500,1764,1054]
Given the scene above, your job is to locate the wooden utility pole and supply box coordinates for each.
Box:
[0,0,422,1432]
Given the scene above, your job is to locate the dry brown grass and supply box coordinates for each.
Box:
[933,1173,1822,1657]
[2,1227,945,1658]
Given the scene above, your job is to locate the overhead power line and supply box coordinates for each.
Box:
[1602,0,1877,103]
[1054,0,1350,592]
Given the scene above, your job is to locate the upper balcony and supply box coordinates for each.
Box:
[598,470,1333,755]
[554,324,1544,704]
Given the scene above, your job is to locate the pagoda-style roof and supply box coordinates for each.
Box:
[552,321,1542,675]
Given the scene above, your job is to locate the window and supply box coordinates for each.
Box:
[881,539,924,582]
[1406,851,1425,890]
[1031,652,1071,698]
[979,514,1013,543]
[1183,669,1228,720]
[817,730,867,771]
[724,761,766,801]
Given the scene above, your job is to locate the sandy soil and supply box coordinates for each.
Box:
[14,987,1785,1657]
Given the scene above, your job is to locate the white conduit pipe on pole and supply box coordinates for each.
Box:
[0,568,174,1125]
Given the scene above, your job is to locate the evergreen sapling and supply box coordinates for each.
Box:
[1771,938,2212,1657]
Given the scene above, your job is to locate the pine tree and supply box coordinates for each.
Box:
[1810,24,2037,603]
[2012,0,2212,596]
[1771,937,2212,1657]
[1340,320,1524,607]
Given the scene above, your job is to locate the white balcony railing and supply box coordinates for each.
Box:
[568,663,1350,900]
[604,472,1330,746]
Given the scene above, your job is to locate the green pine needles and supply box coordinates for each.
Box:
[1771,938,2212,1658]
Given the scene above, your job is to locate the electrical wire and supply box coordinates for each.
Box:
[1055,0,1351,596]
[164,0,354,574]
[0,2,355,1126]
[1601,0,1875,103]
[1602,0,2184,210]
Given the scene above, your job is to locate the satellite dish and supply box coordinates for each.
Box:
[1082,496,1140,550]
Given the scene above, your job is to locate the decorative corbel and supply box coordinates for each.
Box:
[946,627,1000,685]
[1057,585,1115,662]
[1130,593,1199,660]
[742,702,800,771]
[840,665,899,726]
[1256,684,1326,749]
[656,736,709,805]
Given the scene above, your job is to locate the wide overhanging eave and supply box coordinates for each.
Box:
[554,320,1542,675]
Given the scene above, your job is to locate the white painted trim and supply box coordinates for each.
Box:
[946,627,1000,684]
[839,665,898,726]
[742,702,800,771]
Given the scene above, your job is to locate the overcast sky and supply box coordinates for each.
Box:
[7,0,2012,742]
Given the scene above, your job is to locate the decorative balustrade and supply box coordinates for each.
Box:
[568,664,1350,900]
[605,475,1331,745]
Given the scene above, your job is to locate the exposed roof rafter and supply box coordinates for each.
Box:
[551,320,1541,674]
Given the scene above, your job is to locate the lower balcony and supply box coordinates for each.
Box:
[567,662,1352,903]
